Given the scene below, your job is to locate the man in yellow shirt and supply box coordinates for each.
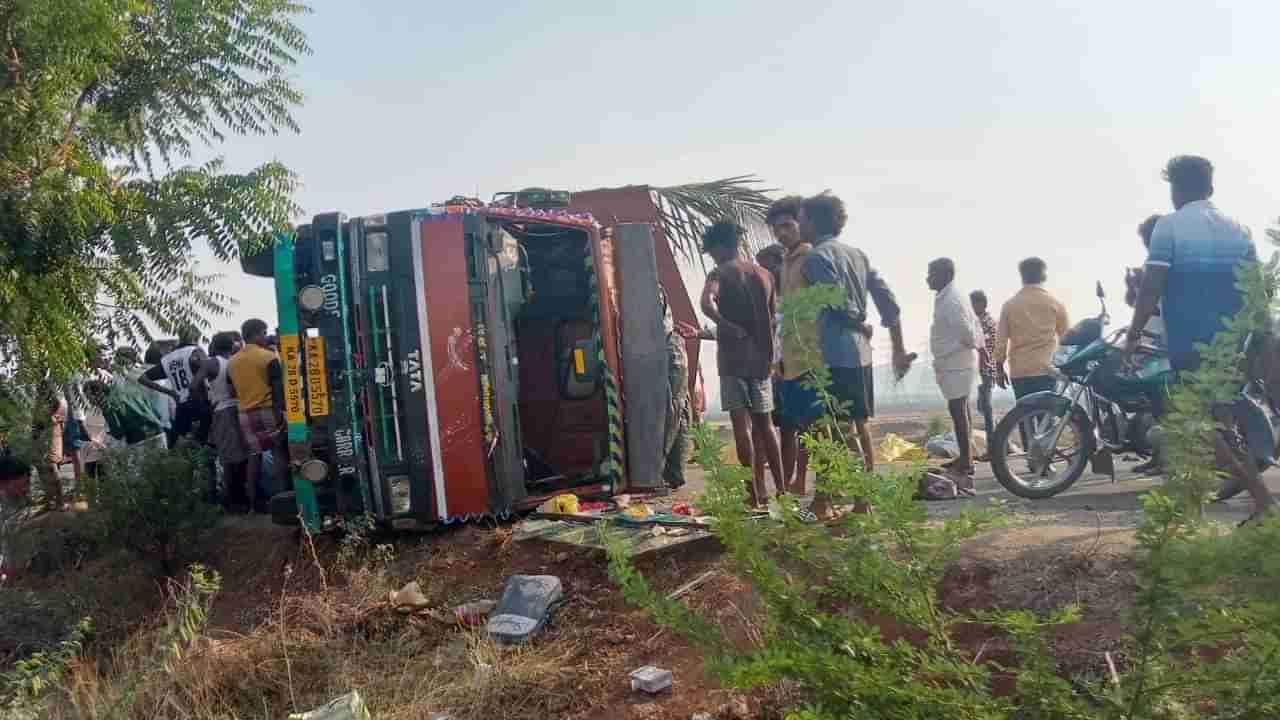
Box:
[228,318,286,506]
[994,258,1069,452]
[994,257,1069,399]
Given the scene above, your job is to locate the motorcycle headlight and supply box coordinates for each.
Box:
[1053,346,1078,365]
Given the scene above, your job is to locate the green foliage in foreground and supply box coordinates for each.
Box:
[0,564,220,718]
[95,442,221,575]
[606,279,1280,718]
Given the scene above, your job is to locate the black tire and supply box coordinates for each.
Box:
[990,401,1094,499]
[269,491,301,526]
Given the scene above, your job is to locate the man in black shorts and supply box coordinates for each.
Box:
[800,193,915,475]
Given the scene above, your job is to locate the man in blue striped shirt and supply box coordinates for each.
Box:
[1127,155,1273,520]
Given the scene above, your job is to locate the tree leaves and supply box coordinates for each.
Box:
[0,0,308,379]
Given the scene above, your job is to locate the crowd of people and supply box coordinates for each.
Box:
[679,154,1275,523]
[5,154,1274,528]
[13,318,288,514]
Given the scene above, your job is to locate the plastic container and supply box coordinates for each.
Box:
[629,665,673,694]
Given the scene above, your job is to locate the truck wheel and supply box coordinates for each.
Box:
[269,491,301,526]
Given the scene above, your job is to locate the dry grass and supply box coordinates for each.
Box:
[37,550,605,720]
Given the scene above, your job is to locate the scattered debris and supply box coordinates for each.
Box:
[486,574,564,644]
[389,581,429,612]
[916,471,977,501]
[691,713,714,720]
[453,599,497,626]
[666,570,717,600]
[622,502,655,521]
[538,493,580,514]
[879,432,929,463]
[287,690,370,720]
[926,431,960,459]
[716,695,752,719]
[629,665,673,694]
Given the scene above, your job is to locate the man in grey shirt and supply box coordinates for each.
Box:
[800,193,915,512]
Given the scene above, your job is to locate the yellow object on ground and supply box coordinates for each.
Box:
[623,502,654,520]
[878,433,928,463]
[538,494,580,514]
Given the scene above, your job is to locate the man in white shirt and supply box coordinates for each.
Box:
[928,258,982,476]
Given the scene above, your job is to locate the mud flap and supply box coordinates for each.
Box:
[613,224,667,491]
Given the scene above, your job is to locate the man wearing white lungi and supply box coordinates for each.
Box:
[928,258,982,477]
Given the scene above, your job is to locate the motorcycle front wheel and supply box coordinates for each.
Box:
[990,401,1094,499]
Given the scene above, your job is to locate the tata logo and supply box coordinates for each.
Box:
[404,349,424,393]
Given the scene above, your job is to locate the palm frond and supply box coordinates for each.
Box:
[651,175,776,265]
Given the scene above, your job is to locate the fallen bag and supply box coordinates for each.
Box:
[486,575,564,644]
[916,470,976,501]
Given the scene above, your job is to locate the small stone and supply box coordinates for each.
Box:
[389,581,429,610]
[691,714,714,720]
[629,665,673,694]
[717,696,751,719]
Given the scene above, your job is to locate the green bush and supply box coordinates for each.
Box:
[95,441,220,575]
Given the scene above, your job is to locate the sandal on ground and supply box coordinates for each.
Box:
[1238,508,1280,529]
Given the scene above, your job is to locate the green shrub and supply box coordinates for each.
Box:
[96,441,220,575]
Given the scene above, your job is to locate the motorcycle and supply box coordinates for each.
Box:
[989,281,1276,500]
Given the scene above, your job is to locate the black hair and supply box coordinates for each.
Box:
[1137,214,1162,248]
[1018,257,1047,285]
[765,195,804,225]
[701,220,744,253]
[175,323,201,348]
[0,455,30,480]
[144,342,166,365]
[969,290,988,305]
[209,331,238,357]
[241,318,270,343]
[1163,155,1213,198]
[755,244,785,265]
[801,192,848,237]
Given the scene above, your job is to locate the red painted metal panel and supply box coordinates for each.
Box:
[418,216,490,517]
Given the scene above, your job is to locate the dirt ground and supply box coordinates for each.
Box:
[2,409,1274,718]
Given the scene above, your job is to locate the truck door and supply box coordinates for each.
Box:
[613,223,668,490]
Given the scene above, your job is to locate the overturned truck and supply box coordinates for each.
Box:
[240,188,704,530]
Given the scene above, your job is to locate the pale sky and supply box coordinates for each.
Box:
[196,0,1280,388]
